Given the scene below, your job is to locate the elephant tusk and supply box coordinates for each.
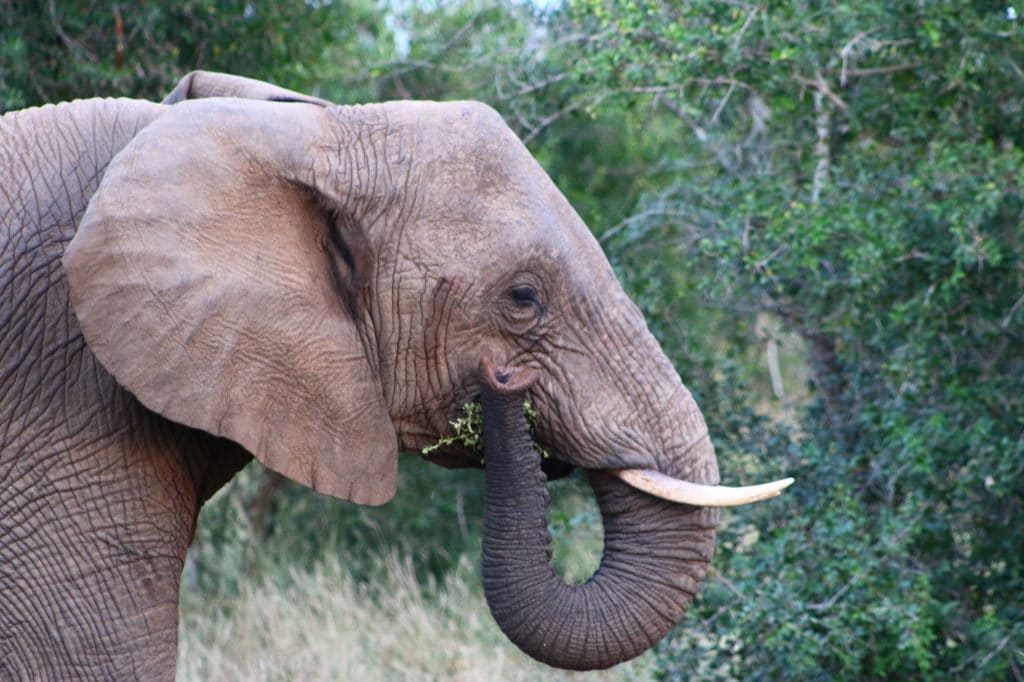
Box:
[611,469,795,507]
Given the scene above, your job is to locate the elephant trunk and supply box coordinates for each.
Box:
[480,366,719,670]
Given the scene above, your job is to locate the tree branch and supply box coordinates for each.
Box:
[807,572,862,611]
[843,63,920,79]
[811,83,831,205]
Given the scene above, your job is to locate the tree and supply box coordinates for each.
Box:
[0,0,386,111]
[529,1,1024,679]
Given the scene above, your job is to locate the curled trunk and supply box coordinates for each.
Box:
[480,373,719,670]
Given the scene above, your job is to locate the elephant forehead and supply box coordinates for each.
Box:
[341,99,524,169]
[371,101,549,200]
[414,149,589,252]
[406,184,590,269]
[338,100,616,278]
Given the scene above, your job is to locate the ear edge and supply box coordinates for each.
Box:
[163,70,331,107]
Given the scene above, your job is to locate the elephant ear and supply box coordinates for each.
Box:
[163,70,330,106]
[64,97,398,505]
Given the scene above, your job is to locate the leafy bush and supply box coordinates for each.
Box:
[547,1,1024,679]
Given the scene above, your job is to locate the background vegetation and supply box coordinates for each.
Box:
[4,1,1022,679]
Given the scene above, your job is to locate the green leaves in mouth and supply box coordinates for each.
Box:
[421,400,549,461]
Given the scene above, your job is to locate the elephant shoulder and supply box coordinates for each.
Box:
[0,98,165,239]
[0,98,165,450]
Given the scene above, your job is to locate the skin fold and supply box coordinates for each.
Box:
[0,72,721,678]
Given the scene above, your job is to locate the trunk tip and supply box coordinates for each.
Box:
[479,356,538,394]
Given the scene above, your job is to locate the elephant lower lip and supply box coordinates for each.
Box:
[540,455,574,481]
[423,447,573,480]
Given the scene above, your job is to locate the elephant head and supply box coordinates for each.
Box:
[63,73,790,670]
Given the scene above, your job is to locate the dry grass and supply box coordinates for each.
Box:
[177,552,656,681]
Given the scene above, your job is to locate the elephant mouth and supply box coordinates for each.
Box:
[474,358,795,507]
[423,400,576,480]
[423,364,794,507]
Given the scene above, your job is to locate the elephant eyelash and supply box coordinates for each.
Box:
[500,284,546,338]
[509,285,541,308]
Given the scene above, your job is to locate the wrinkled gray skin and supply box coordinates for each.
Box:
[0,72,718,679]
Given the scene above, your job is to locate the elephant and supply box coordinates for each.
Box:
[0,71,792,679]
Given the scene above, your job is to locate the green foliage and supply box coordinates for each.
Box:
[189,457,485,594]
[545,1,1024,679]
[422,401,485,458]
[421,399,549,459]
[0,0,388,111]
[189,455,603,604]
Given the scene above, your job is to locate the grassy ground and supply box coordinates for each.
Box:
[177,550,657,681]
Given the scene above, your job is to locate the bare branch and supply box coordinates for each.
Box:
[842,63,920,79]
[795,72,847,110]
[1002,290,1024,328]
[733,6,760,45]
[811,83,831,205]
[599,208,703,245]
[49,0,97,62]
[497,72,572,100]
[839,28,881,87]
[708,567,749,603]
[710,81,736,127]
[807,572,862,611]
[977,633,1013,673]
[657,93,743,174]
[520,96,600,145]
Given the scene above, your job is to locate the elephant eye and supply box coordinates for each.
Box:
[501,282,545,331]
[508,285,541,308]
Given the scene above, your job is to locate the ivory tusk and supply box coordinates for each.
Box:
[611,469,795,507]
